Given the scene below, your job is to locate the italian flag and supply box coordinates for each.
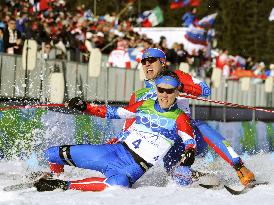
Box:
[142,6,164,27]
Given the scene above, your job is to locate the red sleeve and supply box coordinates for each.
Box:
[174,70,202,97]
[129,93,136,105]
[123,93,137,131]
[85,100,144,119]
[176,114,194,138]
[176,113,196,150]
[84,104,107,118]
[123,100,144,113]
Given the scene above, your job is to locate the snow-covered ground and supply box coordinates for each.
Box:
[0,153,273,205]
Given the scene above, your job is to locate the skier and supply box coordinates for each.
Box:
[35,71,196,191]
[106,48,255,187]
[46,48,254,189]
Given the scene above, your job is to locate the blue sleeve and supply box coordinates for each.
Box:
[106,106,121,119]
[199,82,211,97]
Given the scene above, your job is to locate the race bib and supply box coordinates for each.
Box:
[124,125,173,165]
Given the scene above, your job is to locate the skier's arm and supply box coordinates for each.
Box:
[174,70,211,97]
[176,113,196,151]
[67,97,143,119]
[106,92,137,144]
[176,113,196,166]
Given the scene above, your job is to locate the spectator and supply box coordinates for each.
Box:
[15,12,28,38]
[135,38,152,63]
[195,49,207,77]
[166,42,180,70]
[3,17,22,54]
[37,42,54,60]
[108,39,131,69]
[253,62,266,84]
[223,58,234,79]
[245,57,254,70]
[266,64,274,77]
[159,36,168,54]
[93,32,106,50]
[85,31,95,52]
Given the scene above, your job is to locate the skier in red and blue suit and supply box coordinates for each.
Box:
[36,72,196,192]
[107,48,255,186]
[44,48,255,190]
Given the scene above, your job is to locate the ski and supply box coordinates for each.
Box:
[3,181,36,191]
[224,181,269,195]
[199,183,219,189]
[3,171,51,192]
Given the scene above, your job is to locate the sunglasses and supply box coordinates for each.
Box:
[157,87,177,94]
[141,57,158,65]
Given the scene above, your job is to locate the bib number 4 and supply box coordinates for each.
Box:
[132,139,142,149]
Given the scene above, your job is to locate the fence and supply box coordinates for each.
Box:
[0,53,273,114]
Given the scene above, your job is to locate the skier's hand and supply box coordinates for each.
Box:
[180,148,195,166]
[67,97,87,111]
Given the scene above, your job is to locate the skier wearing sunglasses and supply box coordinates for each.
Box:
[35,71,197,191]
[107,48,255,187]
[43,48,255,191]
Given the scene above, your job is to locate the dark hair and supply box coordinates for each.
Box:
[9,17,16,22]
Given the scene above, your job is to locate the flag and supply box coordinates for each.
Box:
[170,0,200,10]
[31,0,49,12]
[39,0,49,11]
[84,9,94,21]
[184,27,207,46]
[138,6,164,27]
[269,8,274,21]
[197,13,218,28]
[235,56,246,68]
[182,26,207,54]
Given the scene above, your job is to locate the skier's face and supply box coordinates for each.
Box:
[156,83,178,109]
[142,57,163,80]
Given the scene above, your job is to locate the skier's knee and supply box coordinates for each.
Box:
[106,175,131,188]
[172,166,193,186]
[44,146,62,164]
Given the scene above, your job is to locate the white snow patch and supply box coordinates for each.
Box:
[0,153,273,205]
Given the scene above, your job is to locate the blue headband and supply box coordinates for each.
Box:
[155,76,180,88]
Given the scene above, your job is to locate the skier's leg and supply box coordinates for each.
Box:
[193,120,255,186]
[44,143,142,191]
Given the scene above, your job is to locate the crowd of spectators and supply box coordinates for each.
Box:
[0,0,273,84]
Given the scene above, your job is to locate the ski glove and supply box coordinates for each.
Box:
[180,148,195,166]
[68,97,87,111]
[34,178,68,192]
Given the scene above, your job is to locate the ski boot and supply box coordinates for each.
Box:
[234,163,255,186]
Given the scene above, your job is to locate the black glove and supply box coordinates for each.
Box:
[34,178,68,192]
[180,148,195,166]
[68,97,87,111]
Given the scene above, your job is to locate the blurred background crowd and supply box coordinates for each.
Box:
[0,0,274,83]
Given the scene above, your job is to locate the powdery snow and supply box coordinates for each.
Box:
[0,153,273,205]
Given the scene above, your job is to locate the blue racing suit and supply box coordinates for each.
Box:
[45,99,196,190]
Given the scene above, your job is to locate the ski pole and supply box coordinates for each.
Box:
[179,94,274,114]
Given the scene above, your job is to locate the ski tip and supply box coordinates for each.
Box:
[224,181,269,195]
[247,181,269,188]
[199,183,219,189]
[224,185,246,195]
